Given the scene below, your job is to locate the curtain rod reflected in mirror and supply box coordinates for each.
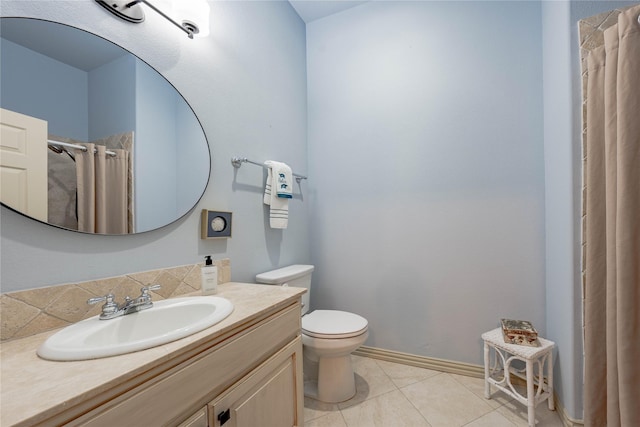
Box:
[0,17,211,235]
[95,0,210,39]
[49,140,117,157]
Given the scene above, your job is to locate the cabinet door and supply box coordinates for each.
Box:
[210,337,303,427]
[178,408,208,427]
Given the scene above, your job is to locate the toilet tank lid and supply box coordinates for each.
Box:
[255,264,314,284]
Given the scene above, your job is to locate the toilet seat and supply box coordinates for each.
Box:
[302,310,368,339]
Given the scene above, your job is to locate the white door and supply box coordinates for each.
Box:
[0,108,48,222]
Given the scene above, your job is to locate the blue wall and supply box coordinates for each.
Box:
[176,94,208,218]
[133,61,208,233]
[0,0,310,290]
[1,38,88,140]
[135,60,179,232]
[88,54,135,140]
[307,0,545,365]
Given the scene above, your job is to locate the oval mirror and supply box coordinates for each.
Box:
[0,18,210,235]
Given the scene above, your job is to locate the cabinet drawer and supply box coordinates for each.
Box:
[73,303,300,426]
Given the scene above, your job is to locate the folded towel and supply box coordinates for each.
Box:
[273,162,292,199]
[264,161,289,229]
[263,161,273,204]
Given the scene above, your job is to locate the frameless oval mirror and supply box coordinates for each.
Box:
[0,17,210,234]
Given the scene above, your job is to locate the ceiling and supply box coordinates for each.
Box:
[288,0,369,23]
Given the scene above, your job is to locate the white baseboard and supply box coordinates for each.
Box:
[353,345,585,427]
[553,395,584,427]
[352,345,484,378]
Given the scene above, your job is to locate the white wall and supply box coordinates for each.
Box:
[307,1,545,364]
[0,0,310,292]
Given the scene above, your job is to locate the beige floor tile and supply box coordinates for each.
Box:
[304,396,340,423]
[337,356,397,410]
[304,411,348,427]
[340,389,432,427]
[495,400,563,427]
[302,356,563,427]
[450,373,514,409]
[400,373,494,427]
[375,359,441,388]
[464,410,517,427]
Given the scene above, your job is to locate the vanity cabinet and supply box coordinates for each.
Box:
[178,408,208,427]
[209,339,302,427]
[62,301,303,427]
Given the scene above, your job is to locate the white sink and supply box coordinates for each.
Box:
[37,296,234,361]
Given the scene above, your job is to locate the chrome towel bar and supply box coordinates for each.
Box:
[231,156,307,183]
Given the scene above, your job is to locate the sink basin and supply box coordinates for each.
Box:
[37,296,234,361]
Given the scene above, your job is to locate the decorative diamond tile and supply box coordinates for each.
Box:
[0,261,230,341]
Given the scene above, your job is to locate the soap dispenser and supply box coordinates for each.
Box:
[201,255,218,295]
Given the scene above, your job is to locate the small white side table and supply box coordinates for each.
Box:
[482,328,555,427]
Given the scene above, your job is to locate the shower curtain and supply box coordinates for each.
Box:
[583,5,640,427]
[76,143,129,234]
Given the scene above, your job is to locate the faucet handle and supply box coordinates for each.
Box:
[140,284,161,295]
[87,293,115,305]
[136,284,161,305]
[87,293,119,316]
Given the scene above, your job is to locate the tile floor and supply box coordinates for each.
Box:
[304,355,564,427]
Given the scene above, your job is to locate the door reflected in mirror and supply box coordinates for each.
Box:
[0,18,210,234]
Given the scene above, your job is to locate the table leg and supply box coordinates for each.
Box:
[526,359,535,427]
[548,351,555,410]
[484,342,490,399]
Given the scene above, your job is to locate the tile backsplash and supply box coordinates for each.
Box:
[0,259,231,342]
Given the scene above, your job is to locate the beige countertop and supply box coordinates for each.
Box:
[0,282,305,427]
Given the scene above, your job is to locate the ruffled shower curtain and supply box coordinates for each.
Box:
[76,143,129,234]
[583,5,640,427]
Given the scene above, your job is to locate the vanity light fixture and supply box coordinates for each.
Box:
[95,0,210,39]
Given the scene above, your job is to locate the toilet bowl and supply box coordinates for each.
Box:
[301,310,368,402]
[255,265,369,403]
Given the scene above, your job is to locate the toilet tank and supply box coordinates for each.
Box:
[255,265,314,315]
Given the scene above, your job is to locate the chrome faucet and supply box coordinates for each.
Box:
[88,284,161,320]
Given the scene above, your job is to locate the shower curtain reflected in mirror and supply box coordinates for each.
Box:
[583,5,640,427]
[76,143,129,234]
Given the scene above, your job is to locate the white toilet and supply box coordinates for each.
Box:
[256,265,368,403]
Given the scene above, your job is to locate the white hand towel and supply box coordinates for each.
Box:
[263,161,273,204]
[263,161,288,229]
[273,162,293,199]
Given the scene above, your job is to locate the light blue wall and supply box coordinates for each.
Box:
[176,95,208,216]
[133,60,208,233]
[307,0,545,364]
[541,1,579,418]
[88,54,135,140]
[0,38,88,140]
[135,60,178,232]
[0,0,309,290]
